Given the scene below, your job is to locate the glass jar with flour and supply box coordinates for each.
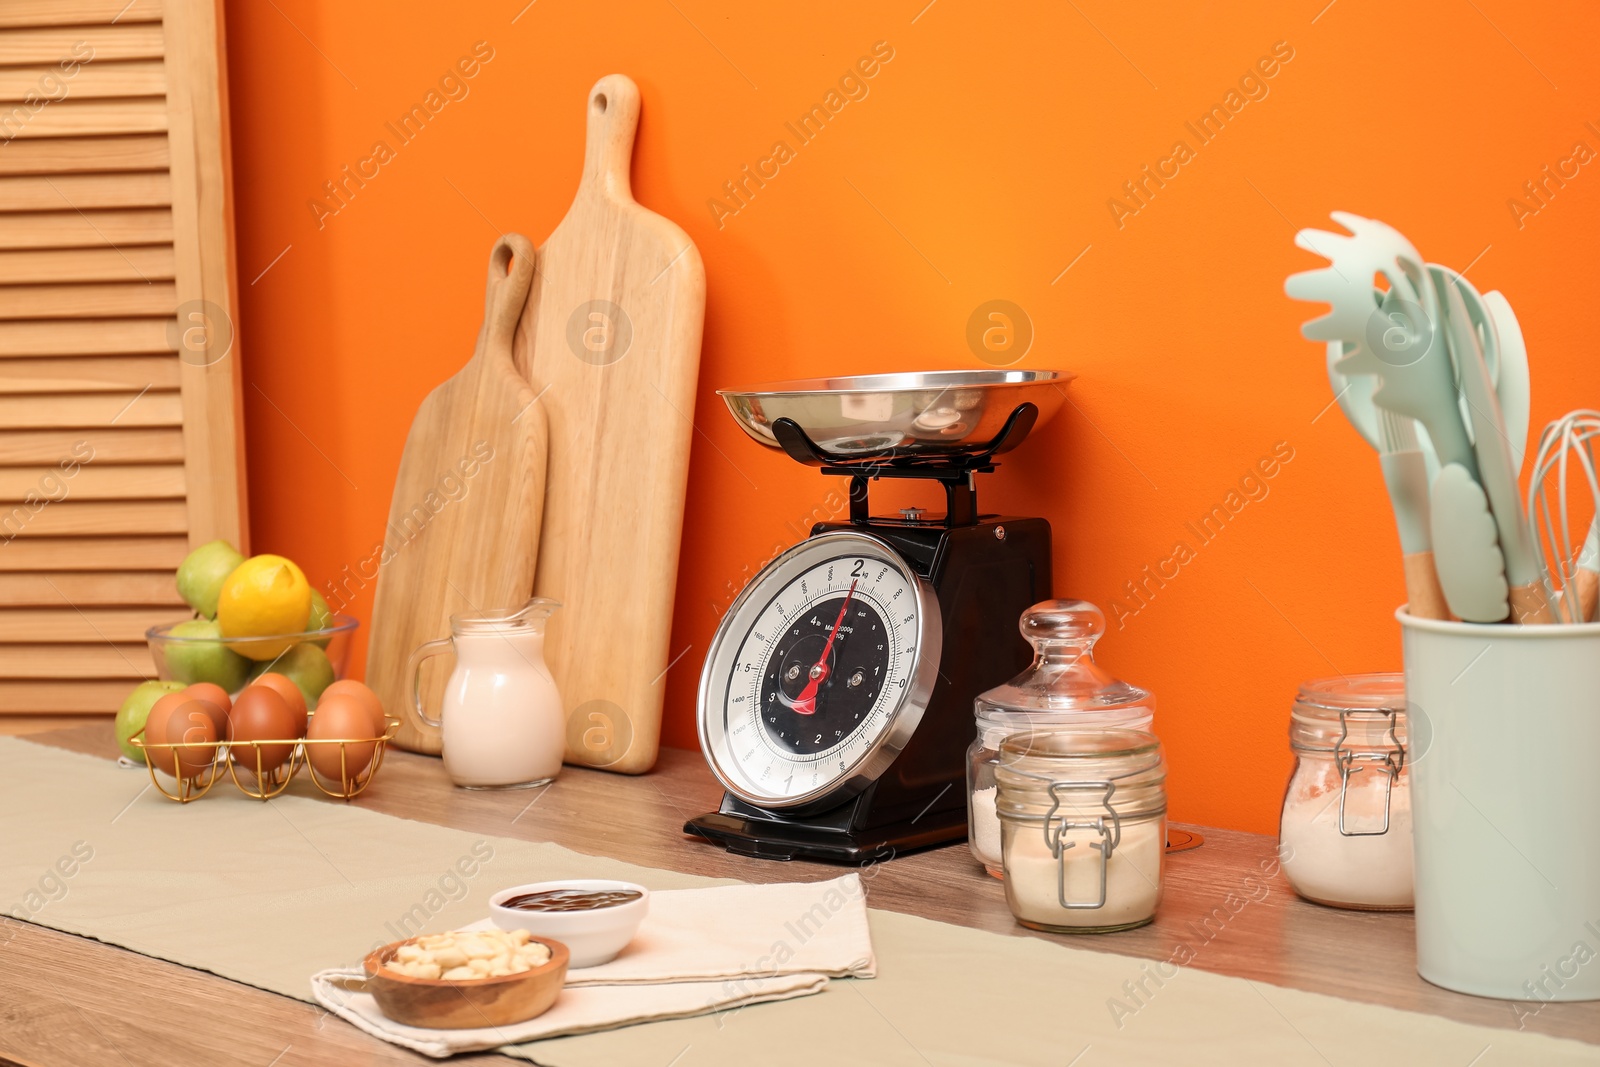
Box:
[996,728,1166,933]
[967,600,1153,876]
[1278,674,1413,910]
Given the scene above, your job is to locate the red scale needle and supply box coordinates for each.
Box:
[792,580,856,716]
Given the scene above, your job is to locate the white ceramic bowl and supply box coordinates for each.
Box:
[488,879,649,968]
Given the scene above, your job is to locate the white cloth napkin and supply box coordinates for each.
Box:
[309,874,875,1057]
[567,875,875,985]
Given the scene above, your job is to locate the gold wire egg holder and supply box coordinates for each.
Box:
[131,719,399,803]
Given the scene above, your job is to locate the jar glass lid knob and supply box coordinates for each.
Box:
[977,600,1153,715]
[1020,599,1103,659]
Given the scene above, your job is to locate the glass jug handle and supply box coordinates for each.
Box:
[404,638,454,731]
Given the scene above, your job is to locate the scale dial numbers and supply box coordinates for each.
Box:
[698,532,941,811]
[744,563,903,763]
[756,589,889,757]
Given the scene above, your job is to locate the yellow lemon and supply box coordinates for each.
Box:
[217,554,313,659]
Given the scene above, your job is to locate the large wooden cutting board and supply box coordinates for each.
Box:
[515,75,705,774]
[369,235,547,754]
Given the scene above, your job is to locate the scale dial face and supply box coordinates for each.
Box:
[698,531,942,811]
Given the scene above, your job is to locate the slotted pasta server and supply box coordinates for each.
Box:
[1289,213,1423,345]
[1288,213,1478,479]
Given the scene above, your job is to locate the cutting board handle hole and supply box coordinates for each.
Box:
[593,93,608,113]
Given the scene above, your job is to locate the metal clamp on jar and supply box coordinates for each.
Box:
[1278,674,1414,910]
[996,729,1166,933]
[967,600,1154,877]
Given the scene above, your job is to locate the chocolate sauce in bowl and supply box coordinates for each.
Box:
[502,888,643,913]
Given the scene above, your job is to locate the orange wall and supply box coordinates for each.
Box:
[223,0,1600,834]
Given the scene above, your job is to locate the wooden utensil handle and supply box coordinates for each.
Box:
[1403,551,1451,621]
[1509,580,1555,624]
[484,234,536,351]
[580,74,640,199]
[1576,568,1600,623]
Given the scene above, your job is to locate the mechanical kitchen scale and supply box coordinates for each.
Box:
[686,370,1071,863]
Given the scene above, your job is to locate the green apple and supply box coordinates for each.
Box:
[164,618,250,691]
[307,589,334,649]
[115,679,186,760]
[248,643,336,709]
[176,539,245,619]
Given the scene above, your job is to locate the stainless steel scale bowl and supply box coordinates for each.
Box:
[718,369,1071,458]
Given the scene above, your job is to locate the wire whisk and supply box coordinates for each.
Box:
[1527,410,1600,623]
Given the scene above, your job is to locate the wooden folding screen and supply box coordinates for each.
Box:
[0,0,246,715]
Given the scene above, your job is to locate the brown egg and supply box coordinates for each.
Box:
[320,679,386,736]
[146,698,219,777]
[183,687,233,739]
[306,693,378,782]
[170,702,220,776]
[249,672,308,737]
[227,686,296,773]
[142,691,193,772]
[180,699,225,736]
[144,692,191,741]
[183,682,232,716]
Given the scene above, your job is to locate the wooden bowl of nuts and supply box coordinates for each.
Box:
[363,928,569,1029]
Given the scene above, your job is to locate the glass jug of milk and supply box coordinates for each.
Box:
[405,598,564,789]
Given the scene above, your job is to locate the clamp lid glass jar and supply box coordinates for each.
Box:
[1278,673,1413,910]
[996,728,1166,933]
[967,600,1153,876]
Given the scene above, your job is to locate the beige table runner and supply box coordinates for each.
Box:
[0,738,1587,1066]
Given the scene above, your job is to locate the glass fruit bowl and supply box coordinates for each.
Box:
[146,614,360,696]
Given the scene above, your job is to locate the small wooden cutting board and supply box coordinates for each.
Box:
[514,75,706,774]
[369,235,547,754]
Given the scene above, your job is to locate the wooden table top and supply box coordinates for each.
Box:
[3,725,1594,1067]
